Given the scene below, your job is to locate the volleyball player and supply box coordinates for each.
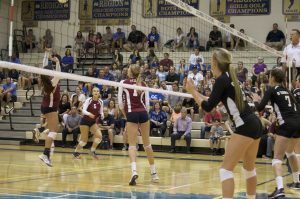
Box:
[118,64,159,186]
[39,49,61,167]
[252,70,300,198]
[73,87,103,159]
[185,48,262,199]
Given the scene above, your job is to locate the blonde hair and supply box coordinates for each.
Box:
[212,48,244,112]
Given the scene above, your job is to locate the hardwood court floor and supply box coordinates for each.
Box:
[0,145,299,199]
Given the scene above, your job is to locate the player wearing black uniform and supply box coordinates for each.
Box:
[253,70,300,198]
[186,48,263,199]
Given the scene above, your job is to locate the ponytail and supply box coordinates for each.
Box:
[229,64,244,112]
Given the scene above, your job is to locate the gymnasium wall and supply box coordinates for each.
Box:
[0,0,10,51]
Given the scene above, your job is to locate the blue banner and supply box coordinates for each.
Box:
[33,0,70,20]
[226,0,270,15]
[92,0,131,19]
[156,0,199,17]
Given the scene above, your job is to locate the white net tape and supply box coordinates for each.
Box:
[0,60,193,98]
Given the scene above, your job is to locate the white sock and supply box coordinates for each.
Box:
[150,164,156,174]
[246,195,256,199]
[276,176,283,189]
[293,172,300,183]
[131,162,137,175]
[91,147,96,152]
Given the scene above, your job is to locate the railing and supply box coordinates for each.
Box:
[26,86,35,116]
[4,105,14,130]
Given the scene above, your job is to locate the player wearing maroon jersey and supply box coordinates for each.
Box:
[118,64,159,186]
[73,87,104,159]
[39,49,61,167]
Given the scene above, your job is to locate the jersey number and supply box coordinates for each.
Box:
[285,96,292,107]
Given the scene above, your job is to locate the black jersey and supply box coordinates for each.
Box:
[293,88,300,104]
[255,85,299,125]
[201,72,253,128]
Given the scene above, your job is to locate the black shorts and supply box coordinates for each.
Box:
[278,118,300,138]
[235,113,263,139]
[126,111,149,124]
[80,118,96,127]
[41,106,57,114]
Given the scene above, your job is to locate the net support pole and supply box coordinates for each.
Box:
[8,0,14,57]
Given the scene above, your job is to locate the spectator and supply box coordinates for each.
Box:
[61,106,81,148]
[206,26,222,51]
[168,104,182,136]
[237,61,248,83]
[186,27,199,49]
[18,72,31,90]
[110,63,121,82]
[156,65,167,83]
[129,49,141,64]
[8,69,19,82]
[84,31,95,53]
[266,23,285,51]
[200,108,222,139]
[172,27,185,51]
[102,26,113,53]
[74,31,85,56]
[112,49,123,66]
[100,85,112,106]
[170,107,192,153]
[0,77,17,107]
[147,26,160,51]
[273,57,283,70]
[98,107,115,149]
[103,66,115,81]
[95,32,106,54]
[204,71,214,91]
[146,49,159,68]
[10,53,21,64]
[225,24,235,50]
[43,29,53,49]
[251,57,267,86]
[149,81,164,106]
[124,25,146,52]
[85,67,97,95]
[70,86,86,106]
[112,28,125,50]
[58,93,71,124]
[149,102,168,137]
[234,29,247,51]
[209,119,224,155]
[187,66,204,87]
[165,66,180,85]
[188,47,204,71]
[147,68,158,84]
[182,97,198,120]
[176,59,189,85]
[168,83,183,108]
[61,49,74,72]
[24,29,36,52]
[159,53,174,72]
[121,67,128,80]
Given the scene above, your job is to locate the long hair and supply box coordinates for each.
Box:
[41,75,54,94]
[213,48,244,112]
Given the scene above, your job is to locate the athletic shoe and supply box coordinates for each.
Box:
[129,174,138,186]
[151,173,159,183]
[122,145,128,151]
[39,154,52,167]
[268,187,285,198]
[73,152,81,159]
[89,151,99,160]
[287,182,300,190]
[32,130,39,143]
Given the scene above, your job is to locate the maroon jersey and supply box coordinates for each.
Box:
[82,97,104,121]
[118,78,149,113]
[41,85,60,108]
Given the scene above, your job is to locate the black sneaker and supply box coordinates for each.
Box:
[287,182,300,190]
[129,174,138,186]
[73,152,81,159]
[268,187,285,198]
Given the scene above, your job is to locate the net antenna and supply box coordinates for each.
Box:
[165,0,283,57]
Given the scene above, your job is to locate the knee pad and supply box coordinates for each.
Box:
[272,159,282,167]
[128,145,137,150]
[296,154,300,157]
[219,168,234,182]
[285,152,296,158]
[47,132,57,140]
[143,144,152,150]
[94,138,101,144]
[242,168,256,180]
[79,141,87,147]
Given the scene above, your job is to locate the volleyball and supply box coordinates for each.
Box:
[58,0,68,3]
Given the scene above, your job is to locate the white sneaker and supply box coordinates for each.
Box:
[39,154,52,167]
[151,173,159,183]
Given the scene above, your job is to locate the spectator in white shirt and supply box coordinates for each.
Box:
[70,86,86,104]
[188,47,204,71]
[187,66,204,87]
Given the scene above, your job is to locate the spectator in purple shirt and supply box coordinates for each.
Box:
[169,108,192,153]
[251,57,267,86]
[112,28,125,50]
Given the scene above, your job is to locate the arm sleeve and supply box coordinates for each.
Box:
[51,60,61,86]
[201,77,226,112]
[254,88,273,112]
[82,98,92,116]
[118,81,124,109]
[99,100,104,120]
[42,51,49,67]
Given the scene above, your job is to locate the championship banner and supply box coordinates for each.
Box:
[79,0,93,20]
[282,0,300,15]
[226,0,271,16]
[21,0,70,21]
[92,0,131,19]
[79,20,96,33]
[143,0,199,18]
[210,0,230,23]
[97,19,131,26]
[286,14,300,21]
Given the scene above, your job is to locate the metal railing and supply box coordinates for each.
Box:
[4,105,14,130]
[26,86,35,116]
